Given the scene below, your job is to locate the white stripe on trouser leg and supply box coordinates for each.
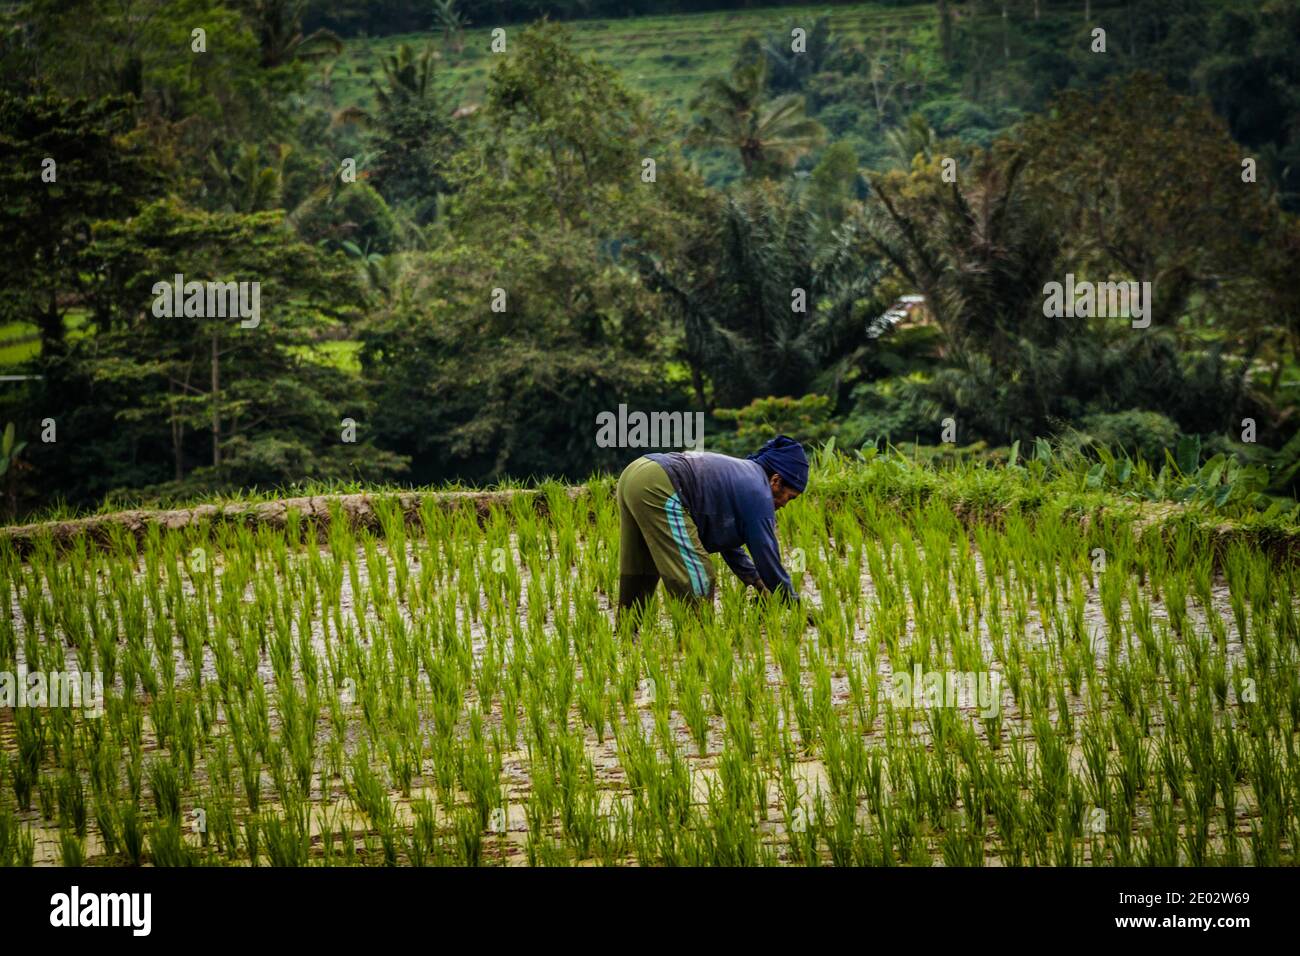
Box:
[665,494,708,596]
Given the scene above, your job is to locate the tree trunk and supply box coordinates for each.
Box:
[1269,330,1286,397]
[170,385,184,482]
[37,289,63,358]
[938,1,953,63]
[691,364,709,414]
[211,331,221,469]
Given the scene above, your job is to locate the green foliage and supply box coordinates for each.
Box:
[1169,450,1271,511]
[431,0,470,53]
[1076,410,1181,466]
[644,179,882,411]
[0,421,28,520]
[712,395,836,456]
[1257,426,1300,495]
[1197,0,1300,210]
[4,0,282,145]
[0,422,27,478]
[206,142,290,213]
[808,140,861,225]
[293,181,400,254]
[462,20,671,232]
[29,197,405,501]
[243,0,343,70]
[859,77,1288,452]
[759,16,843,95]
[0,91,164,352]
[2,1,1299,516]
[1017,72,1279,329]
[843,372,944,446]
[360,22,696,484]
[687,54,826,177]
[864,146,1062,363]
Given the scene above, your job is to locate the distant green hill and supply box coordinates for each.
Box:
[327,1,1074,114]
[323,0,1131,187]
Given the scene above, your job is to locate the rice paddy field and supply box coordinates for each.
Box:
[1,450,1298,867]
[326,0,1118,114]
[0,314,89,369]
[328,2,940,114]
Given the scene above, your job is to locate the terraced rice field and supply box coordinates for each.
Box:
[329,2,942,113]
[326,0,1123,114]
[1,460,1297,866]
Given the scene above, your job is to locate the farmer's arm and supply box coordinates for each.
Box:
[720,546,762,587]
[743,515,798,603]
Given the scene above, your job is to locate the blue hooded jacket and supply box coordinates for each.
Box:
[645,449,801,601]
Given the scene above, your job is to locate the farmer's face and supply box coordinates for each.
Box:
[770,473,801,511]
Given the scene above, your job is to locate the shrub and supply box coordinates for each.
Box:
[711,394,836,456]
[841,374,943,448]
[293,182,400,254]
[1077,410,1181,465]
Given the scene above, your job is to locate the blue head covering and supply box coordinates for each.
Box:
[747,435,808,493]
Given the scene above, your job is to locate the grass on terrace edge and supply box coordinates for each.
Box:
[7,443,1298,561]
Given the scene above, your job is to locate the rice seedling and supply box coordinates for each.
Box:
[119,802,146,866]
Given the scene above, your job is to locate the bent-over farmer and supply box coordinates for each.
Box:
[615,435,807,623]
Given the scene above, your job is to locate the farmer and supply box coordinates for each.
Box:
[615,435,807,623]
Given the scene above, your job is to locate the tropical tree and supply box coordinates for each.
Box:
[348,43,462,224]
[864,148,1062,364]
[1195,0,1300,211]
[432,0,470,55]
[374,43,438,113]
[861,136,1272,447]
[0,91,164,356]
[69,197,403,494]
[361,22,700,483]
[687,57,825,177]
[884,112,940,168]
[643,180,882,410]
[5,0,273,148]
[807,140,861,226]
[238,0,343,69]
[760,16,841,94]
[205,141,290,213]
[1016,73,1279,331]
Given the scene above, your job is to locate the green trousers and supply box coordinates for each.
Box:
[616,456,715,617]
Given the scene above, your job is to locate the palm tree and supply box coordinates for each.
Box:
[687,59,826,177]
[206,142,290,213]
[327,44,439,131]
[640,183,878,409]
[885,112,938,168]
[241,0,343,69]
[863,149,1062,363]
[760,16,841,93]
[374,43,438,113]
[432,0,470,55]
